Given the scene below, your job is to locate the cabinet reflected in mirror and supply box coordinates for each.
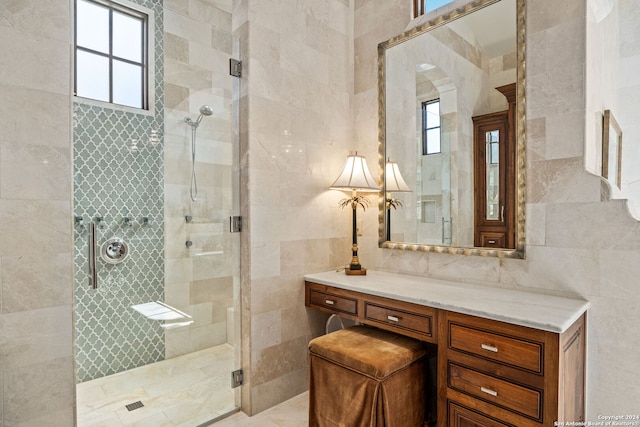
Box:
[473,83,516,249]
[379,0,526,258]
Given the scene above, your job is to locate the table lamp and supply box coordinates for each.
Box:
[385,158,411,241]
[330,152,380,275]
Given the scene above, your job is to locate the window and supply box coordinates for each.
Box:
[414,0,454,17]
[422,99,441,155]
[74,0,148,109]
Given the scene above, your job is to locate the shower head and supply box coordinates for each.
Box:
[199,105,213,116]
[185,105,214,128]
[196,105,214,124]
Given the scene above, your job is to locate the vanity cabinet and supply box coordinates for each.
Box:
[304,279,586,427]
[440,311,585,427]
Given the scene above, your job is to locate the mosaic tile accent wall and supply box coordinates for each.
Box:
[73,0,164,383]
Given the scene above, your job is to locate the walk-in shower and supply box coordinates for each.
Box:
[72,1,240,425]
[185,105,214,202]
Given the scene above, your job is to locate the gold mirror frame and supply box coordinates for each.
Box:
[377,0,526,258]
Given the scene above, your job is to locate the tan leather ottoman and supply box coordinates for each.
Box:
[308,325,427,427]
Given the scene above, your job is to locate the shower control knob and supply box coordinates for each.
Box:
[100,238,129,264]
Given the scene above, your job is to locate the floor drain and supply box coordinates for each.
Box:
[125,401,144,411]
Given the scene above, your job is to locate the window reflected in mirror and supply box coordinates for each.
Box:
[423,100,442,155]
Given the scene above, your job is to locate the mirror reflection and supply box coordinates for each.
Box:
[380,0,525,257]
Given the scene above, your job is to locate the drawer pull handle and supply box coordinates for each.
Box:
[481,344,498,353]
[325,299,335,305]
[481,387,498,397]
[387,315,400,322]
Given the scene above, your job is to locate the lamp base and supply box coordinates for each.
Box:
[345,266,367,276]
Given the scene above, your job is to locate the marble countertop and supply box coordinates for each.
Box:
[304,270,589,333]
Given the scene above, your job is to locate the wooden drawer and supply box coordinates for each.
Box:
[449,322,542,374]
[364,301,434,339]
[448,401,512,427]
[479,232,505,248]
[308,289,358,316]
[448,362,542,421]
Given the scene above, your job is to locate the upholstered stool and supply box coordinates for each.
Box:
[308,325,427,427]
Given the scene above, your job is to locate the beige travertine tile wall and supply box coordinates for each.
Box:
[356,0,640,420]
[0,0,75,425]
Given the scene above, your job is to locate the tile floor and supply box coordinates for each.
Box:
[76,344,238,427]
[212,392,309,427]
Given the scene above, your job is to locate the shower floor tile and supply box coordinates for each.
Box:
[77,344,237,427]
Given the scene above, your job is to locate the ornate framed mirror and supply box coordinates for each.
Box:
[378,0,526,258]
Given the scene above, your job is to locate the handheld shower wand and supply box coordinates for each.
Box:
[184,105,213,201]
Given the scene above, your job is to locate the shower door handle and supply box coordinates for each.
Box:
[88,222,98,289]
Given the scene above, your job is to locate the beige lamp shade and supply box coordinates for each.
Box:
[330,152,380,192]
[385,159,411,192]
